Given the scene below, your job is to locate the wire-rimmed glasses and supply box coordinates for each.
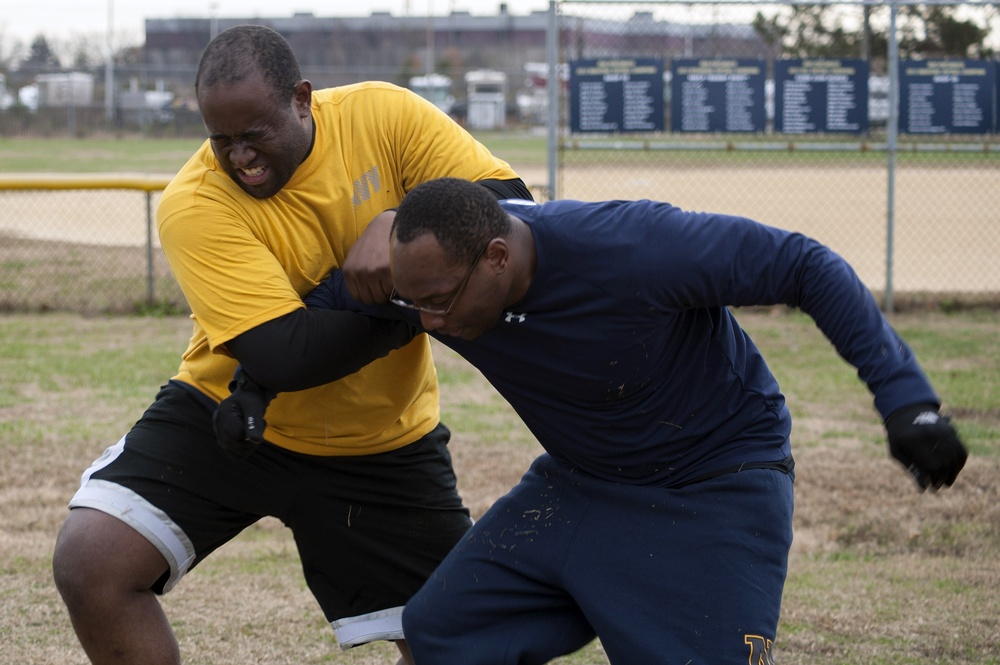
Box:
[389,237,493,316]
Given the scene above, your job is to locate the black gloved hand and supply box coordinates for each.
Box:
[212,369,276,461]
[885,403,968,491]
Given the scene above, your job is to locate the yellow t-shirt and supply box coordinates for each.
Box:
[157,81,519,456]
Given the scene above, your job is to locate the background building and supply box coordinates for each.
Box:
[141,7,769,129]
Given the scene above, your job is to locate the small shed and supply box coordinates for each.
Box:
[465,69,507,129]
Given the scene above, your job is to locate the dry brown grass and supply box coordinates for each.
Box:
[0,311,997,664]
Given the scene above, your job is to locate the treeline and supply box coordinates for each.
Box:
[753,4,996,63]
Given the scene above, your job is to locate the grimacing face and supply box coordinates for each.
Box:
[198,74,313,199]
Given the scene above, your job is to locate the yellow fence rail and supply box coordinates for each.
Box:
[0,175,182,314]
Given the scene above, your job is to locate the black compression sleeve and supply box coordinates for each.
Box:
[226,308,417,392]
[477,177,533,201]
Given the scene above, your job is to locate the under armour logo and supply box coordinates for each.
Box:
[504,311,527,323]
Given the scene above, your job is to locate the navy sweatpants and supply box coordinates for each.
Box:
[403,453,793,664]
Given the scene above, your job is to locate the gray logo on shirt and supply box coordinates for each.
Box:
[352,166,381,205]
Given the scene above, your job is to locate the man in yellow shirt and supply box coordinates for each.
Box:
[52,25,530,665]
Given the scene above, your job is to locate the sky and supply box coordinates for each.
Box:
[1,0,554,46]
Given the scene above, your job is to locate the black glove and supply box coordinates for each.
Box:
[212,369,276,461]
[885,403,968,491]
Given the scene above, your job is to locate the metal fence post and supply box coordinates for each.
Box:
[546,0,560,200]
[146,190,155,306]
[885,0,899,314]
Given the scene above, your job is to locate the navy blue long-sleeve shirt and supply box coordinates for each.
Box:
[307,198,937,486]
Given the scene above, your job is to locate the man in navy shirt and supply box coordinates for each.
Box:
[220,177,966,664]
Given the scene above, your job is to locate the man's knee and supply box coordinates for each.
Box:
[53,508,168,607]
[53,510,100,605]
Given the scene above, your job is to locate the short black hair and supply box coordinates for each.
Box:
[195,25,301,106]
[393,178,512,264]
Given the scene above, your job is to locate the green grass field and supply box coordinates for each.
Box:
[0,133,549,175]
[3,133,994,176]
[0,137,206,174]
[0,310,997,664]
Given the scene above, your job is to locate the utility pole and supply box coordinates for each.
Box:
[210,2,219,40]
[104,0,115,122]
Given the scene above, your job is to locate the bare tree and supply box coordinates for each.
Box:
[66,33,106,70]
[754,3,993,60]
[753,5,854,57]
[899,5,993,58]
[0,27,27,76]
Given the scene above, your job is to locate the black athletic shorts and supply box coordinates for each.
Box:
[70,380,472,647]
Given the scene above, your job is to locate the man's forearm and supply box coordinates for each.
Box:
[226,308,417,392]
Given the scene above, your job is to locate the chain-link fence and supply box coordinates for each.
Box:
[554,0,999,309]
[1,1,997,313]
[0,177,184,313]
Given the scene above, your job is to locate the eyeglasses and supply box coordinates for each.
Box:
[389,238,493,316]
